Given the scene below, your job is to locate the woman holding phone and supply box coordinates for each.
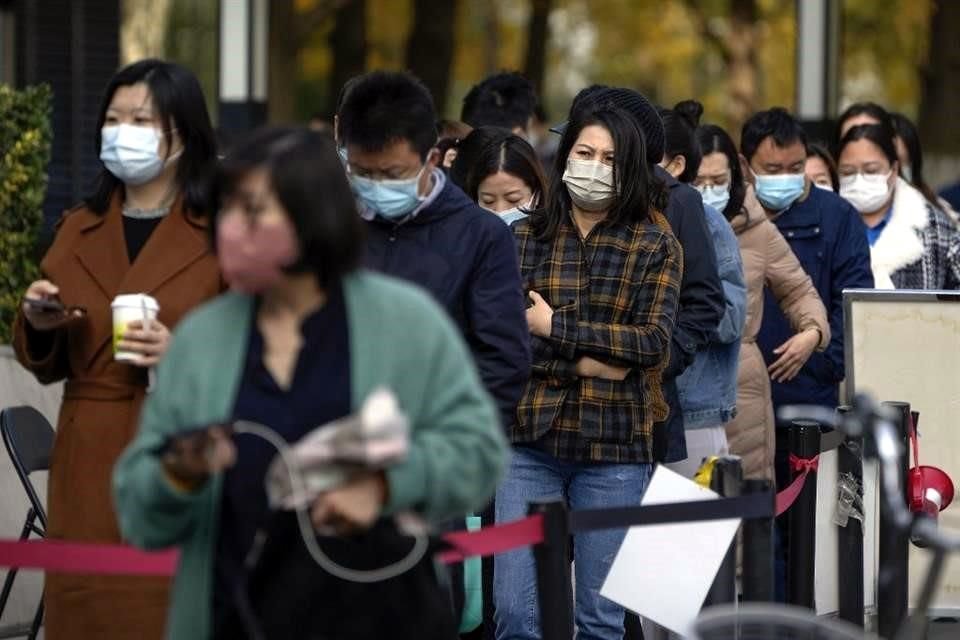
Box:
[12,59,221,639]
[112,127,506,639]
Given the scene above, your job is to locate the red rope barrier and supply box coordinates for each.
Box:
[439,514,543,564]
[0,539,179,576]
[0,515,546,576]
[775,454,820,517]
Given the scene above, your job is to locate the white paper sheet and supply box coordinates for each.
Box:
[600,465,741,637]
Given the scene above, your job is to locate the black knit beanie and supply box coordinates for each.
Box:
[550,86,665,165]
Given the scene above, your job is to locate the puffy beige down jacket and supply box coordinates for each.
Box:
[726,188,830,480]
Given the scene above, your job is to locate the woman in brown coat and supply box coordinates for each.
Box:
[693,124,829,480]
[12,60,221,639]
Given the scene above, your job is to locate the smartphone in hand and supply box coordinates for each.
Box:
[23,297,65,313]
[158,423,236,455]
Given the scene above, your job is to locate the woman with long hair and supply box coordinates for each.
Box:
[837,123,960,289]
[494,104,682,640]
[449,126,548,225]
[12,59,222,639]
[659,101,746,478]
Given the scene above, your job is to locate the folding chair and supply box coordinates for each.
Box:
[0,406,54,640]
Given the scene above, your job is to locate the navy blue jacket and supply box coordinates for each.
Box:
[940,181,960,212]
[655,168,726,462]
[364,177,532,431]
[758,186,874,411]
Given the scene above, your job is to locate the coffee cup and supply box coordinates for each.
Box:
[112,294,160,362]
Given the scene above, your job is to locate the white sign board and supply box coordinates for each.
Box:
[843,290,960,615]
[601,466,741,636]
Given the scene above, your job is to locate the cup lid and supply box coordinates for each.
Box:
[111,294,160,311]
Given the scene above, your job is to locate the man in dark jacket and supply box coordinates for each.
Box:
[741,107,873,602]
[338,71,532,624]
[339,70,531,432]
[741,108,874,412]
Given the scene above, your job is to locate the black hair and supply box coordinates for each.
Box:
[806,141,839,192]
[836,123,899,169]
[890,112,940,206]
[338,71,438,160]
[332,76,359,141]
[532,105,669,241]
[448,126,548,205]
[437,119,472,141]
[660,100,704,183]
[212,127,365,288]
[461,72,537,132]
[569,84,610,118]
[835,102,893,146]
[534,103,548,123]
[85,58,217,215]
[694,123,746,221]
[740,107,808,162]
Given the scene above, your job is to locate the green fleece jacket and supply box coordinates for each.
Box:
[112,270,508,639]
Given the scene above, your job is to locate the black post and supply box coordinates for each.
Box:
[742,479,775,602]
[529,499,573,640]
[704,457,743,607]
[836,406,865,628]
[787,420,821,608]
[877,401,911,639]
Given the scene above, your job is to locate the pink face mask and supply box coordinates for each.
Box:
[216,213,300,294]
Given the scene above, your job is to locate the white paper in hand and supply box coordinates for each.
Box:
[600,465,741,637]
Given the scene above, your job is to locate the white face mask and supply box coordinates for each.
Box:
[562,159,617,211]
[839,172,893,213]
[100,124,180,186]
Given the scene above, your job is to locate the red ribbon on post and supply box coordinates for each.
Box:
[775,454,820,517]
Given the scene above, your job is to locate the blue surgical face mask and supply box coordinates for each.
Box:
[484,197,534,227]
[337,146,348,168]
[697,184,731,213]
[752,170,806,211]
[348,167,425,220]
[499,208,529,227]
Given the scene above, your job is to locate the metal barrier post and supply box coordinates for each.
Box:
[742,479,775,602]
[787,420,820,608]
[877,401,911,639]
[836,406,865,628]
[529,499,573,640]
[704,456,743,607]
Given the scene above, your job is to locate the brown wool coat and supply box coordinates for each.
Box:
[12,194,221,640]
[725,189,830,480]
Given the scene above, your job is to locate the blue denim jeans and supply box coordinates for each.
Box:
[493,446,654,640]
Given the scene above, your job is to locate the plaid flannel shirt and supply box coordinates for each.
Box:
[512,211,683,463]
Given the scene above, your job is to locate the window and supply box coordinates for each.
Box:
[0,5,14,85]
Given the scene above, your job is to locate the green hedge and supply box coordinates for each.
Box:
[0,84,52,344]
